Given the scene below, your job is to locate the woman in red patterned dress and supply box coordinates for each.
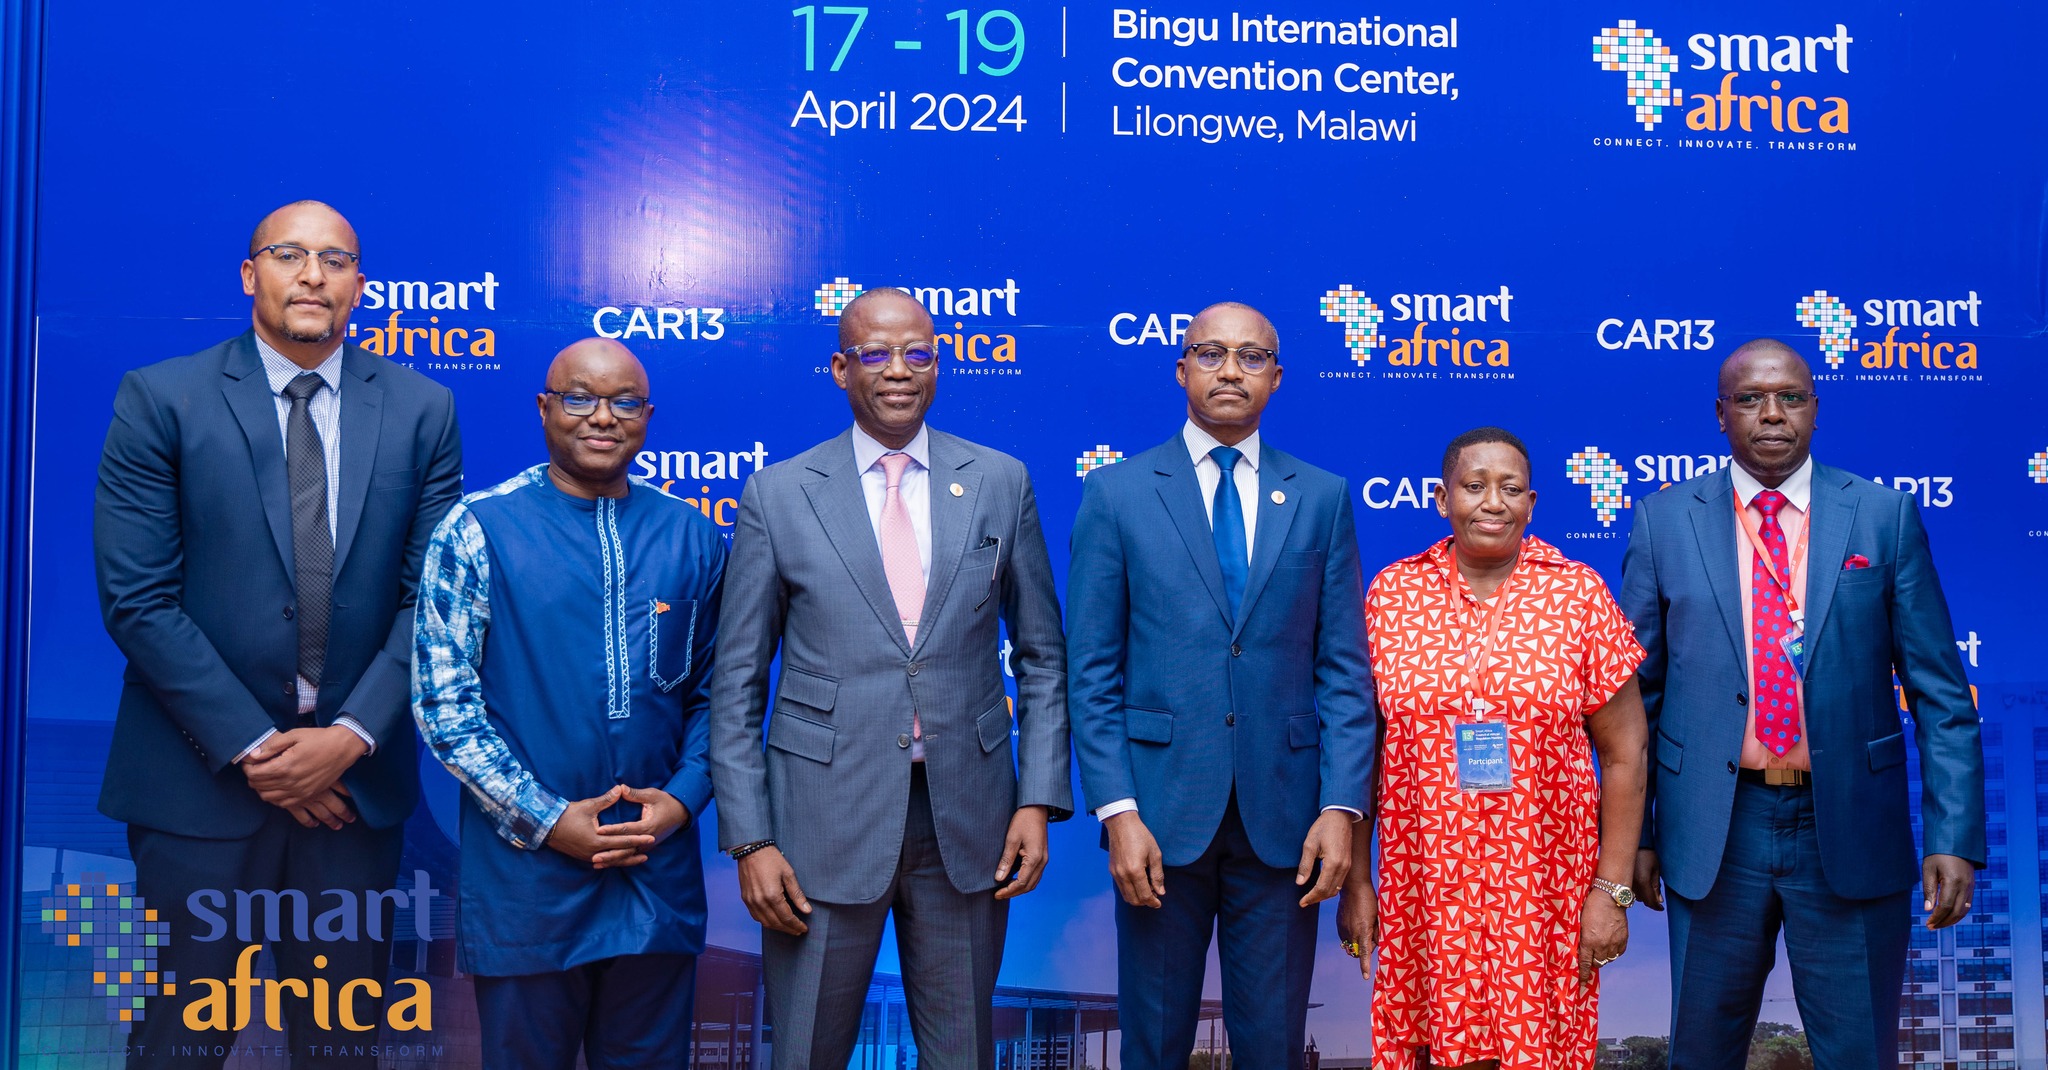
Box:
[1338,428,1651,1070]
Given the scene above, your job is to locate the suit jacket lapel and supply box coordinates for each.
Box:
[333,348,384,575]
[913,431,981,657]
[1798,463,1857,664]
[802,431,913,655]
[221,335,294,579]
[1235,445,1299,639]
[1152,439,1233,629]
[1685,468,1748,670]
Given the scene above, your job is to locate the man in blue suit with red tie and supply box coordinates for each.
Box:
[1621,338,1984,1069]
[1067,301,1375,1070]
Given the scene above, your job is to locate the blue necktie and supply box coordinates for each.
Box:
[1210,446,1247,619]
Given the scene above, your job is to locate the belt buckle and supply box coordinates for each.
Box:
[1763,768,1806,787]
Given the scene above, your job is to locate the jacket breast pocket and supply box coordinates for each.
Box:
[1126,706,1173,744]
[1835,561,1891,588]
[1277,549,1324,570]
[648,599,699,693]
[1289,713,1319,749]
[768,712,834,764]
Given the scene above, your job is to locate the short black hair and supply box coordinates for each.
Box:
[1442,426,1531,483]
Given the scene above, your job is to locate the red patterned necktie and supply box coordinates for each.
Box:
[1750,489,1799,755]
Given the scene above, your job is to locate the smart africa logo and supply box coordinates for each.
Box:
[1592,21,1684,130]
[1566,447,1632,526]
[814,277,861,318]
[1796,291,1857,369]
[1076,445,1125,476]
[2030,448,2048,484]
[43,876,169,1028]
[1320,285,1386,364]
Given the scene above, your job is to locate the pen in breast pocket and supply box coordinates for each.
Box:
[976,535,1002,609]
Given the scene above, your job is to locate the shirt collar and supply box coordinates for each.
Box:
[852,422,931,474]
[1730,455,1814,512]
[256,334,345,396]
[1182,420,1261,472]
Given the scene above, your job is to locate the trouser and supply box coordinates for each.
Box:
[473,953,698,1070]
[1115,794,1320,1070]
[1666,779,1910,1070]
[761,765,1008,1070]
[125,808,403,1070]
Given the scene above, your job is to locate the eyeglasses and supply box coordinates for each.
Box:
[544,391,651,419]
[842,342,938,369]
[1719,391,1815,412]
[252,244,361,274]
[1183,343,1277,374]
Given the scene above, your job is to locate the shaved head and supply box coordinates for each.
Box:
[837,288,934,349]
[1187,301,1278,349]
[1718,338,1809,394]
[546,336,647,391]
[250,199,356,257]
[539,338,652,499]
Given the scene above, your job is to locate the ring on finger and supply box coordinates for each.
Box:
[1341,939,1362,958]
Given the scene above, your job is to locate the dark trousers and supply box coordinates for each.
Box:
[1667,780,1910,1070]
[473,953,698,1070]
[125,808,403,1070]
[762,765,1008,1070]
[1115,795,1320,1070]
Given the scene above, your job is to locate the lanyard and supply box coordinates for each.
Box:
[1450,564,1516,716]
[1732,489,1810,623]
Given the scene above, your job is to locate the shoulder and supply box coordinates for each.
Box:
[452,466,550,523]
[1522,537,1614,591]
[124,334,247,389]
[1080,439,1174,493]
[345,345,455,409]
[1263,444,1349,496]
[1368,541,1444,594]
[933,428,1026,477]
[629,478,727,543]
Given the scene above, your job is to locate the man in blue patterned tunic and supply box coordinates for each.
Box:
[413,338,725,1069]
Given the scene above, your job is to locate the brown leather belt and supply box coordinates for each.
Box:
[1739,767,1810,787]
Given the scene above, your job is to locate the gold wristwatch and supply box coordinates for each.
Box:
[1591,877,1636,909]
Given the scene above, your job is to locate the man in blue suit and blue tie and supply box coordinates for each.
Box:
[1068,301,1376,1070]
[1621,338,1984,1069]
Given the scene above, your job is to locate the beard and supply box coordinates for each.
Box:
[282,319,336,344]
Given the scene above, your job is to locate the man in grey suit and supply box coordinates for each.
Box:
[710,287,1071,1070]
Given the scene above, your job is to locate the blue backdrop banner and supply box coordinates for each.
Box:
[13,1,2047,1067]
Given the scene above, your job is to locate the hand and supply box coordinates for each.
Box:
[1296,810,1353,908]
[1631,849,1665,912]
[1335,882,1379,979]
[544,786,656,866]
[737,846,813,936]
[283,787,355,830]
[1923,853,1977,930]
[243,727,369,810]
[1105,811,1166,908]
[994,806,1050,900]
[1578,891,1629,985]
[591,786,691,869]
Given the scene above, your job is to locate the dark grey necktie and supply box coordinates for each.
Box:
[284,373,332,689]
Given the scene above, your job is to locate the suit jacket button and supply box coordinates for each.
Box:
[1230,644,1242,657]
[1736,693,1748,706]
[1727,761,1738,774]
[907,663,920,677]
[283,606,295,620]
[1225,713,1236,726]
[898,734,911,748]
[283,682,295,696]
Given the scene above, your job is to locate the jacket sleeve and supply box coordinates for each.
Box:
[1889,494,1985,866]
[662,523,727,822]
[1312,483,1375,814]
[1618,497,1667,851]
[707,474,788,849]
[1002,467,1073,819]
[1065,470,1137,812]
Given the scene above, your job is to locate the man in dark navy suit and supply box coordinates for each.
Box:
[1622,338,1983,1070]
[94,200,462,1068]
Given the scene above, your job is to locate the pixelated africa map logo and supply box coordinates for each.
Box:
[42,875,170,1029]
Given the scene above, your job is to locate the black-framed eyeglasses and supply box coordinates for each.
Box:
[252,244,361,274]
[842,342,938,369]
[1719,391,1815,412]
[544,391,651,419]
[1183,343,1277,374]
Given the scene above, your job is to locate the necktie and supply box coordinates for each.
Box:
[877,452,926,755]
[1749,489,1799,755]
[284,373,333,694]
[1209,446,1248,619]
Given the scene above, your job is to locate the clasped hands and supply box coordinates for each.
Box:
[736,805,1051,937]
[545,785,692,870]
[240,726,371,830]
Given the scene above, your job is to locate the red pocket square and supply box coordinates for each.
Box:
[1844,554,1870,570]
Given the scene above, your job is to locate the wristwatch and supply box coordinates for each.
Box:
[1591,877,1636,909]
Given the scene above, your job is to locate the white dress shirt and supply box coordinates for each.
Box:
[1096,422,1359,823]
[237,337,374,762]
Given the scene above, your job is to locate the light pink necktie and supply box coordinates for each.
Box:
[878,452,926,755]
